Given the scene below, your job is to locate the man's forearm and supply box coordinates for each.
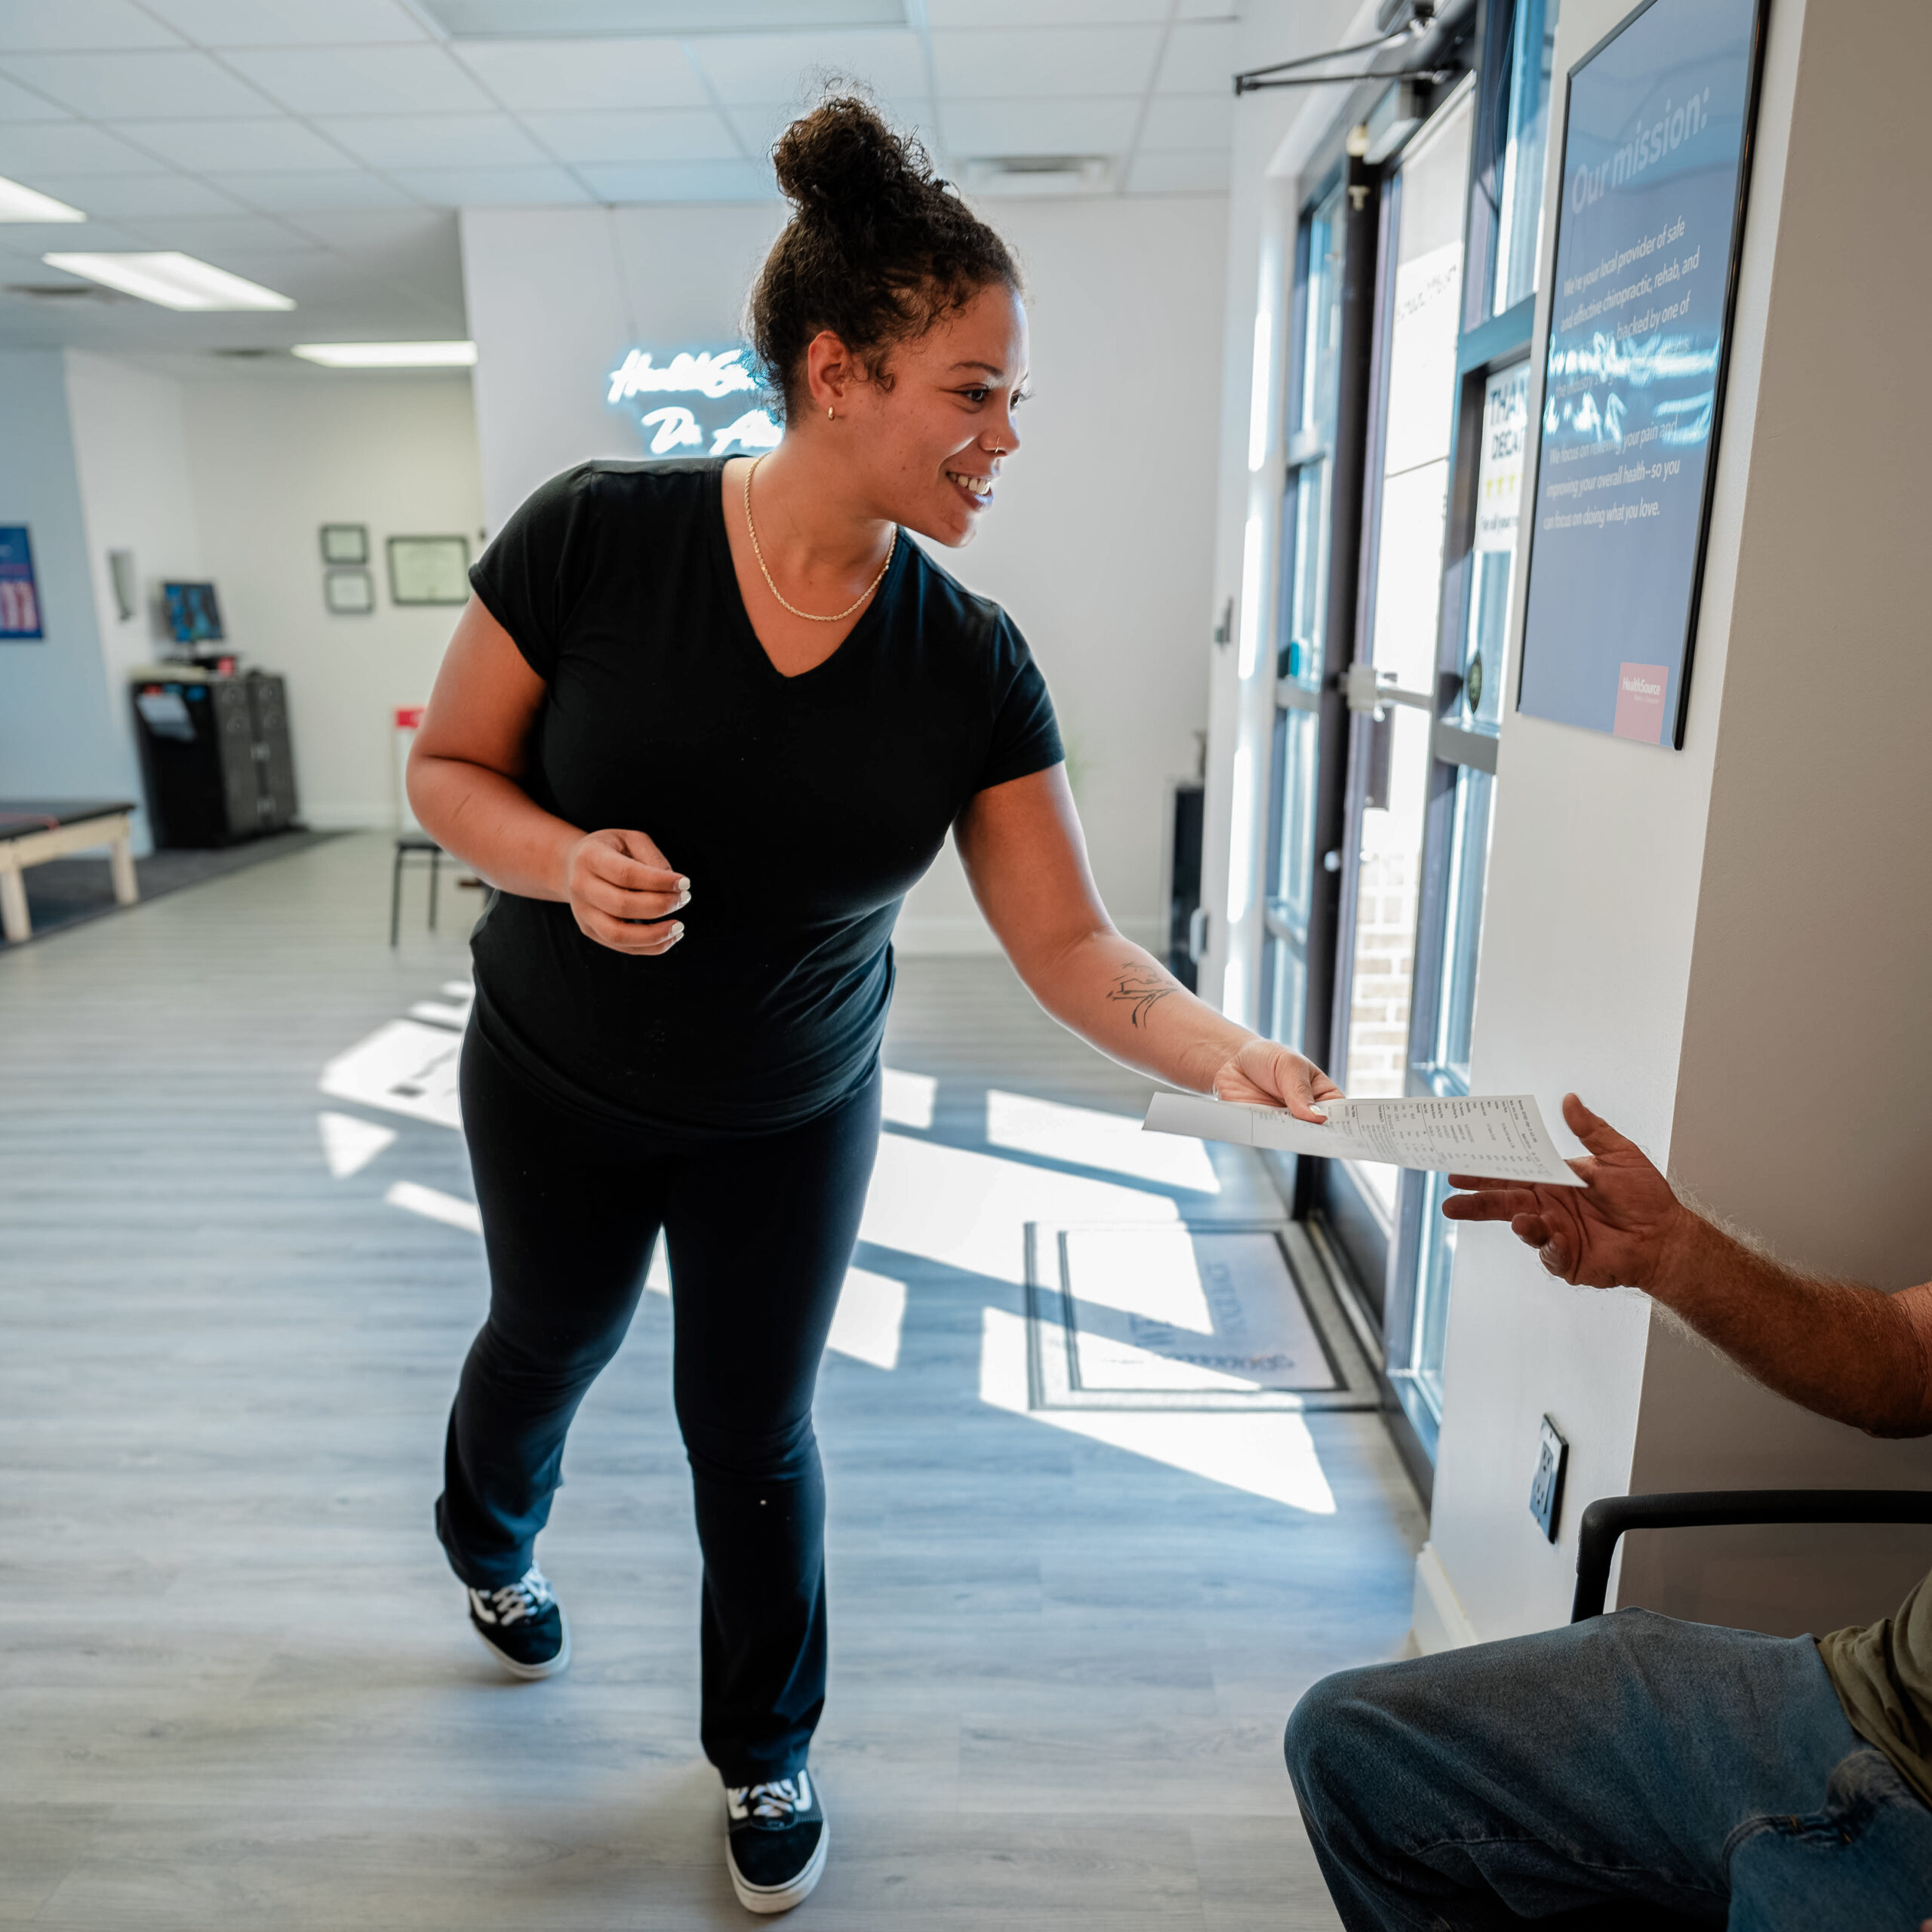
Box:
[1649,1215,1932,1437]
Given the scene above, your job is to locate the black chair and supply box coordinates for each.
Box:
[390,834,445,946]
[1571,1489,1932,1622]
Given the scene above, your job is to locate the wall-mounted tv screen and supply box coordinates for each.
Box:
[163,581,224,646]
[1515,0,1769,748]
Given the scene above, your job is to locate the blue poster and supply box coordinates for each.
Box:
[0,525,42,640]
[1516,0,1767,746]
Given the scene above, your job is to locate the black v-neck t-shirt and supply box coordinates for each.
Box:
[465,457,1063,1134]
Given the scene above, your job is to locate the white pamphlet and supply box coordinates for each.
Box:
[1143,1091,1586,1187]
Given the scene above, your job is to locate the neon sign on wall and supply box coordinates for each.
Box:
[605,346,783,458]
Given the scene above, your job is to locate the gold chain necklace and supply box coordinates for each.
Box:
[742,451,896,623]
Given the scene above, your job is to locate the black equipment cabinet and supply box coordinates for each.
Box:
[132,672,300,848]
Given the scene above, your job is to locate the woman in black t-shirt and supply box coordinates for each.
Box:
[409,97,1340,1914]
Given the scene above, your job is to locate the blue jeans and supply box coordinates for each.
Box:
[1286,1609,1932,1930]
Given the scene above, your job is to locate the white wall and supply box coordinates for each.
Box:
[64,351,209,851]
[0,350,137,819]
[180,372,485,831]
[1422,0,1932,1647]
[460,195,1227,952]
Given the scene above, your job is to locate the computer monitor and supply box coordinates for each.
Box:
[162,581,224,646]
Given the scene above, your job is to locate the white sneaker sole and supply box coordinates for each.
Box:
[472,1606,571,1680]
[727,1821,828,1915]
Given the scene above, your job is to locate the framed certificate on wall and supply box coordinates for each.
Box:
[386,535,470,607]
[1515,0,1771,747]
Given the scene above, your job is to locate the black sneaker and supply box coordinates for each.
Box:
[724,1770,827,1914]
[466,1564,569,1679]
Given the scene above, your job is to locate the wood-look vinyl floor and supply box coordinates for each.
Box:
[0,834,1426,1928]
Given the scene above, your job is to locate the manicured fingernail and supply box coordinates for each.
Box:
[675,876,690,890]
[670,924,684,938]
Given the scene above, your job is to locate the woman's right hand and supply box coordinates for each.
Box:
[560,828,689,956]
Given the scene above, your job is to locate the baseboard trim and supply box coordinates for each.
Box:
[1411,1541,1479,1654]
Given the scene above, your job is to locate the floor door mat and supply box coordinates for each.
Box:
[1025,1220,1383,1412]
[7,829,340,946]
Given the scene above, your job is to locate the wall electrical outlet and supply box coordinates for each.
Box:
[1530,1415,1568,1543]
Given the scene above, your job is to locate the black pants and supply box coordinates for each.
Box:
[436,1026,881,1785]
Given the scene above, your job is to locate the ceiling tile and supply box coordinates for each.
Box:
[316,113,548,171]
[1139,94,1232,151]
[724,96,938,161]
[388,165,593,206]
[931,27,1164,100]
[1155,20,1239,94]
[275,207,454,254]
[0,217,148,253]
[27,170,248,217]
[208,169,421,211]
[685,29,926,106]
[223,45,493,115]
[0,51,275,118]
[1124,147,1229,195]
[451,38,708,112]
[0,2,186,51]
[142,0,431,45]
[940,97,1140,158]
[0,120,153,174]
[0,72,67,119]
[1177,0,1238,17]
[575,158,774,203]
[118,212,323,253]
[926,0,1168,21]
[519,109,740,165]
[113,117,353,172]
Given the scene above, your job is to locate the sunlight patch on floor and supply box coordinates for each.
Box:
[386,1179,481,1235]
[881,1065,937,1129]
[986,1088,1220,1193]
[977,1306,1338,1515]
[318,1109,395,1179]
[861,1130,1181,1285]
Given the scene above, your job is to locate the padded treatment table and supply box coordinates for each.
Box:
[0,799,138,943]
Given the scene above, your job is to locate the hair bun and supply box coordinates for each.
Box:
[772,95,931,227]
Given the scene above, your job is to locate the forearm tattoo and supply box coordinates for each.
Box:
[1106,970,1176,1029]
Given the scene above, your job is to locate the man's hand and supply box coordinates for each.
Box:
[1442,1094,1690,1291]
[1212,1039,1343,1123]
[561,828,689,957]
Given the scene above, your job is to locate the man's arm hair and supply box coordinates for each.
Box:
[1651,1217,1932,1438]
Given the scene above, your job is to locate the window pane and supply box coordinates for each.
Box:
[1340,92,1473,1191]
[1264,931,1309,1057]
[1457,549,1513,733]
[1277,460,1330,686]
[1407,1171,1458,1416]
[1432,764,1497,1084]
[1298,183,1346,440]
[1494,0,1561,315]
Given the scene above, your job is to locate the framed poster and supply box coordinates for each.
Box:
[320,522,368,565]
[1515,0,1770,747]
[325,568,375,614]
[0,526,43,640]
[386,534,470,606]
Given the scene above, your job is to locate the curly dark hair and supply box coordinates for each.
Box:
[747,94,1021,422]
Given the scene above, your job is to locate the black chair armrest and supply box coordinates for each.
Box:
[1571,1488,1932,1623]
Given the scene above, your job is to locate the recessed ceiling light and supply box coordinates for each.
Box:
[419,0,904,35]
[42,252,294,312]
[291,341,478,369]
[0,174,85,223]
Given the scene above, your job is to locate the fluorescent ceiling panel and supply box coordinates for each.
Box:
[0,172,84,221]
[42,250,294,309]
[292,340,475,368]
[419,2,905,35]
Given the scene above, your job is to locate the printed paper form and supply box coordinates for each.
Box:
[1143,1091,1586,1188]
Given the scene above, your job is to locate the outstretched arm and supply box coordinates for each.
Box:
[954,764,1342,1117]
[1443,1094,1932,1438]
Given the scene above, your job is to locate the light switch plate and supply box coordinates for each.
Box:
[1530,1414,1568,1543]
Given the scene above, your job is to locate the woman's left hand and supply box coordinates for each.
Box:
[1211,1038,1343,1122]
